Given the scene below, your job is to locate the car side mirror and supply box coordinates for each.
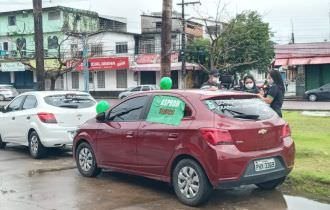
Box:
[96,112,106,122]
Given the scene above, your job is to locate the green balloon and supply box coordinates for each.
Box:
[96,100,110,114]
[160,77,172,90]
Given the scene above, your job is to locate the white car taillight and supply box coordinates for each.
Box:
[37,112,57,124]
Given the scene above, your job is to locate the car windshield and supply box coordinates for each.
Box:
[44,94,96,109]
[204,97,275,120]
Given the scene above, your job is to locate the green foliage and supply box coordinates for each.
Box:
[217,11,274,74]
[186,11,274,75]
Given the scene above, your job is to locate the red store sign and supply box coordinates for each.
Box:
[70,57,129,71]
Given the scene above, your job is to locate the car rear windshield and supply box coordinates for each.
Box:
[204,97,275,120]
[44,94,96,109]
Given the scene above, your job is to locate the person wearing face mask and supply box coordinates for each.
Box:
[259,70,285,117]
[200,70,221,90]
[241,75,259,94]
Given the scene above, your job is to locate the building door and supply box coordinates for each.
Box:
[141,71,156,85]
[171,70,179,89]
[0,72,10,84]
[14,71,34,89]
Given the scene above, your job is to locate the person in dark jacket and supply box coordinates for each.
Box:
[200,70,221,90]
[241,75,259,94]
[259,70,285,117]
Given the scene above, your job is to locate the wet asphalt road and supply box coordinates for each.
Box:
[1,145,330,210]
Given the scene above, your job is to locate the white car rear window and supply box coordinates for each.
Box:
[44,94,96,109]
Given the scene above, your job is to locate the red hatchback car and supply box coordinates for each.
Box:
[73,90,295,206]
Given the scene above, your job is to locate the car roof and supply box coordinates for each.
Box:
[132,89,256,99]
[19,91,91,97]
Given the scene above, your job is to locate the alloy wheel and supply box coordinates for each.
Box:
[178,166,200,199]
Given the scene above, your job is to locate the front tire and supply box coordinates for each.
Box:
[29,131,46,159]
[0,135,6,149]
[75,142,101,177]
[256,176,286,190]
[308,94,317,102]
[172,159,213,206]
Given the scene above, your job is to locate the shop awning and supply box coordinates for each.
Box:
[130,62,202,71]
[274,56,330,66]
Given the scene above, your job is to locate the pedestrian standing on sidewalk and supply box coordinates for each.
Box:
[241,75,259,94]
[285,80,289,92]
[200,70,221,90]
[259,70,285,117]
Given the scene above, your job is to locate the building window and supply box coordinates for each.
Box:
[48,11,61,20]
[3,42,9,51]
[70,44,79,58]
[22,13,28,18]
[91,44,103,56]
[8,16,16,26]
[71,72,79,89]
[16,38,26,57]
[156,21,162,30]
[139,39,155,54]
[116,70,127,88]
[48,36,59,49]
[97,71,105,88]
[116,42,128,54]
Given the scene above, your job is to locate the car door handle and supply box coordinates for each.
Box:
[27,116,31,120]
[12,117,15,120]
[126,131,134,139]
[168,133,178,140]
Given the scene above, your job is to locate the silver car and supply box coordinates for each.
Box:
[118,85,158,99]
[0,85,19,101]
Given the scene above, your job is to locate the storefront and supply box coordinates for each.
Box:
[0,62,34,89]
[66,56,134,97]
[131,53,201,89]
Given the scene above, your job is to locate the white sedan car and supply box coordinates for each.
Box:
[0,91,97,158]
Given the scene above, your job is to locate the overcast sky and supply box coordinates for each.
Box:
[1,0,329,44]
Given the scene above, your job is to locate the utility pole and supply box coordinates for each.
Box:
[160,0,173,78]
[33,0,45,90]
[177,0,201,88]
[82,33,89,92]
[291,19,295,44]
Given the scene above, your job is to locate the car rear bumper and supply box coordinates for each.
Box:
[205,137,295,188]
[216,156,291,189]
[38,126,77,147]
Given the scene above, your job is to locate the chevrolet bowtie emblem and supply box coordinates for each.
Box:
[258,129,268,135]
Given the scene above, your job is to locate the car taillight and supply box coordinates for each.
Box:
[37,112,57,124]
[282,124,291,137]
[199,128,233,145]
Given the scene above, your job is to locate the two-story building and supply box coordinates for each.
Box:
[132,12,203,89]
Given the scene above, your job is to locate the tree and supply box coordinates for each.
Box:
[5,34,82,90]
[189,7,274,76]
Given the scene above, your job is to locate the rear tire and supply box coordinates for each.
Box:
[172,159,213,206]
[75,142,101,177]
[28,131,46,159]
[0,135,6,149]
[256,176,286,190]
[308,94,317,102]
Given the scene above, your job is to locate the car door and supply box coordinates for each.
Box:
[322,84,330,99]
[15,95,38,144]
[137,94,194,176]
[96,95,151,170]
[1,95,26,143]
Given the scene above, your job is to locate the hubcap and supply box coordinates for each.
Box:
[79,147,93,172]
[309,95,317,101]
[30,136,39,154]
[178,166,200,199]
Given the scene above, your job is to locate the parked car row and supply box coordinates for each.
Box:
[0,89,295,206]
[304,83,330,101]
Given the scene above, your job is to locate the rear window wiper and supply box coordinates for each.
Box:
[221,108,259,120]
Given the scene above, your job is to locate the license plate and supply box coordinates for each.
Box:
[254,158,276,172]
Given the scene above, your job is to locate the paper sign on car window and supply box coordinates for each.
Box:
[146,95,185,126]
